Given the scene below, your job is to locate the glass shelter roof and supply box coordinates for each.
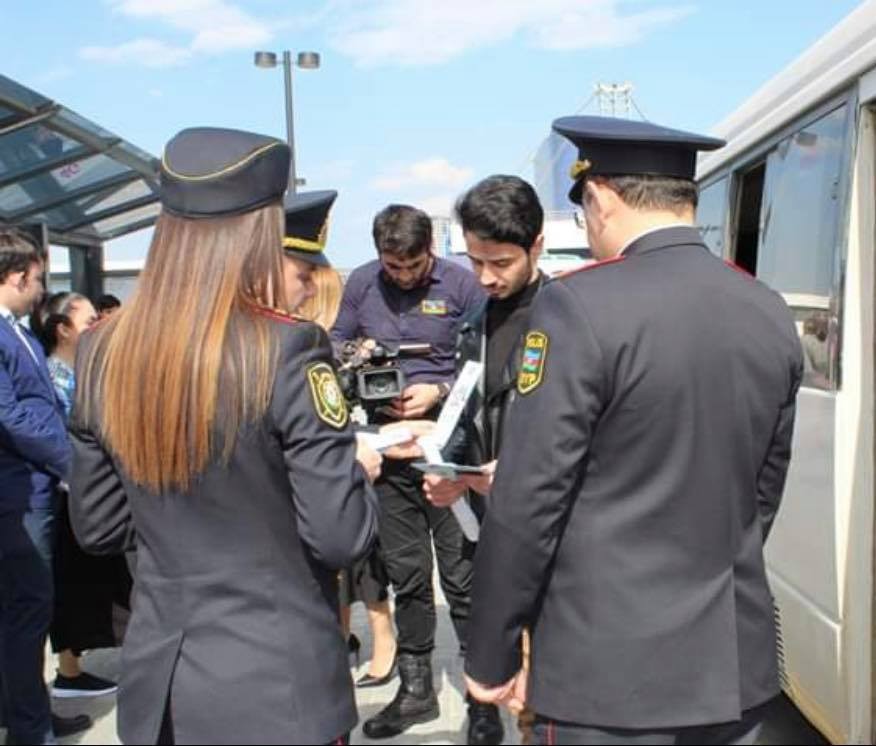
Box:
[0,75,160,247]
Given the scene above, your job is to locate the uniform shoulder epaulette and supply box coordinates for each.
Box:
[723,259,753,278]
[250,305,306,325]
[555,255,626,280]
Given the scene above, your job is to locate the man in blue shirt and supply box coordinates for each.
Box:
[0,226,91,744]
[332,205,486,740]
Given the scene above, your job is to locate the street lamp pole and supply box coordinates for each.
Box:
[254,49,320,193]
[281,51,297,193]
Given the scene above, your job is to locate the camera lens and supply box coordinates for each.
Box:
[367,372,395,396]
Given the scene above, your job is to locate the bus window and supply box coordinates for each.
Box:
[757,106,846,298]
[756,105,848,391]
[733,163,766,275]
[696,177,729,256]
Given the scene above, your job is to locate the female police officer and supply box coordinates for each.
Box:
[68,127,381,745]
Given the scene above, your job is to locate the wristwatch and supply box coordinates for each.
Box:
[436,382,452,402]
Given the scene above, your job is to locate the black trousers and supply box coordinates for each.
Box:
[375,460,473,655]
[0,508,55,745]
[531,699,773,745]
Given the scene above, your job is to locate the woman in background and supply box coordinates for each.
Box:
[300,266,399,688]
[32,291,131,699]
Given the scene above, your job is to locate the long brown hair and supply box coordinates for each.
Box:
[298,266,343,331]
[77,203,286,492]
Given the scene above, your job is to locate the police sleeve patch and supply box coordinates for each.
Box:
[517,331,549,395]
[306,362,349,429]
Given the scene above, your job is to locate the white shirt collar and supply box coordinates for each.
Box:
[618,223,694,256]
[0,303,39,363]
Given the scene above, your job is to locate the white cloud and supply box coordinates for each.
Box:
[326,0,695,67]
[371,158,474,191]
[532,5,695,50]
[79,38,192,68]
[109,0,272,52]
[80,0,273,68]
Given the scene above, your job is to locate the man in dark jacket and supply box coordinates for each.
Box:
[425,174,547,745]
[0,226,91,744]
[463,117,804,745]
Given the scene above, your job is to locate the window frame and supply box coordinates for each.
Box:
[696,176,730,256]
[697,87,858,391]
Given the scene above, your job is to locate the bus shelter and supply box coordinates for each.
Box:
[0,74,159,298]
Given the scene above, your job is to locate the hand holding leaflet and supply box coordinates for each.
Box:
[414,361,484,542]
[357,427,413,453]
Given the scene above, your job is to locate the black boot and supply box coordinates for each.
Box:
[466,694,504,745]
[362,653,439,739]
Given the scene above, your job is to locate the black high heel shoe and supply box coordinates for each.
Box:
[347,633,361,666]
[355,651,398,688]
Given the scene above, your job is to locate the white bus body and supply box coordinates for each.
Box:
[696,3,876,741]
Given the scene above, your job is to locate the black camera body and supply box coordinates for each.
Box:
[338,341,431,414]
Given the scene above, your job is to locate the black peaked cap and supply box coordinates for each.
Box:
[552,116,725,204]
[160,127,290,218]
[282,190,338,268]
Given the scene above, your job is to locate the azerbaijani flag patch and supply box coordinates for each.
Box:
[421,299,448,315]
[517,331,548,395]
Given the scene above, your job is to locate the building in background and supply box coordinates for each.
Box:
[48,246,142,301]
[432,130,591,276]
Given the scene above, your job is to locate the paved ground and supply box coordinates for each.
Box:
[40,602,517,746]
[3,583,827,745]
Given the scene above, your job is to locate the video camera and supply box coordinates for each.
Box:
[338,340,432,413]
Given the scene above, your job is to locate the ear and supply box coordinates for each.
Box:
[585,180,620,220]
[10,270,28,292]
[529,233,545,262]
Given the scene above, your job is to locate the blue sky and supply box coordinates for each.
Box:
[1,0,866,269]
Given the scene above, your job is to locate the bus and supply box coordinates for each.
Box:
[695,2,876,741]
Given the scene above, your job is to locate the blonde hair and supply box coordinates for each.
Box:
[298,266,343,331]
[77,204,286,492]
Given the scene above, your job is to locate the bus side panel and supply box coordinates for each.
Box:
[766,392,838,618]
[836,101,874,745]
[766,392,843,737]
[770,573,845,743]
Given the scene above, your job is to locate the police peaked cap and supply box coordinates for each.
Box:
[552,116,725,205]
[160,127,291,218]
[283,190,338,268]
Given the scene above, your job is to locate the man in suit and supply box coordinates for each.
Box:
[0,226,90,744]
[463,117,804,745]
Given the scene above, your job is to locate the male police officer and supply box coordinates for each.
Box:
[332,205,484,739]
[464,116,804,745]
